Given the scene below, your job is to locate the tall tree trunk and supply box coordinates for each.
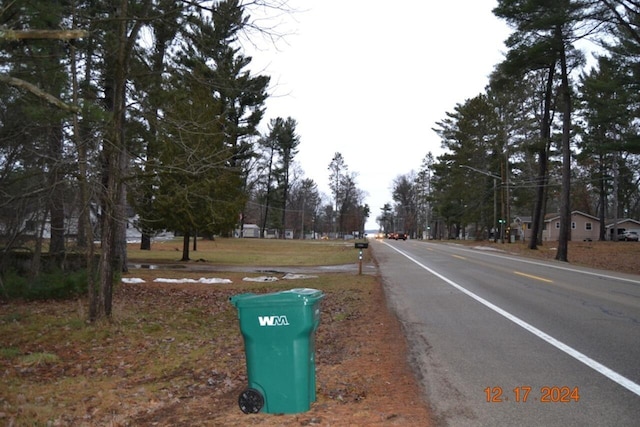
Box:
[598,153,607,241]
[281,175,288,239]
[92,0,149,321]
[539,167,550,243]
[261,148,275,238]
[116,146,128,274]
[529,62,555,250]
[74,26,95,250]
[48,124,66,260]
[70,28,97,317]
[182,231,191,261]
[556,27,571,263]
[30,208,47,279]
[140,12,174,250]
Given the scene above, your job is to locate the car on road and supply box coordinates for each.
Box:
[622,230,639,241]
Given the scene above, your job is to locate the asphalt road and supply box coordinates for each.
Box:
[373,239,640,427]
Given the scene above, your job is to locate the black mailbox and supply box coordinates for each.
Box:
[354,242,369,249]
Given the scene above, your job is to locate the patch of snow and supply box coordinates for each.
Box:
[124,273,315,285]
[198,278,233,284]
[122,278,146,284]
[473,246,504,252]
[282,273,318,280]
[153,277,232,284]
[243,276,279,282]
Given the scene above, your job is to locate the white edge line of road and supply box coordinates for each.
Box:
[448,242,640,285]
[383,242,640,398]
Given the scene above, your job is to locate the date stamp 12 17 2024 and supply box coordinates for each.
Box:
[485,386,580,403]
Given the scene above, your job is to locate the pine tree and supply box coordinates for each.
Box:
[494,0,593,260]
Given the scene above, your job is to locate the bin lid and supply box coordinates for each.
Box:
[230,288,324,308]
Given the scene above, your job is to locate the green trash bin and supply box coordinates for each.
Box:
[230,288,324,414]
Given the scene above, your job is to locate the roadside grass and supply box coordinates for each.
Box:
[0,238,375,425]
[127,237,371,266]
[451,239,640,275]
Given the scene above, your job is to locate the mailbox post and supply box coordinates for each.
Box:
[354,242,368,275]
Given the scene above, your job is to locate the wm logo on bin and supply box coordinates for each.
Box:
[258,315,290,326]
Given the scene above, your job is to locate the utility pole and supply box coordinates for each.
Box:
[460,165,503,242]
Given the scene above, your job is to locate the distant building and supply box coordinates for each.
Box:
[605,218,640,240]
[516,211,600,242]
[235,224,260,238]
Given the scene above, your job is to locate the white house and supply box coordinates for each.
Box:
[235,224,260,238]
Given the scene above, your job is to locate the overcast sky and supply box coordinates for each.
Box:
[244,1,513,231]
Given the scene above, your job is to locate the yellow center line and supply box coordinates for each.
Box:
[514,271,553,283]
[452,254,466,260]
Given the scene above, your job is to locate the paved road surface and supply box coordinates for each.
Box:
[373,239,640,426]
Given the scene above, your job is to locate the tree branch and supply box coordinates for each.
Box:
[600,0,640,45]
[0,29,88,40]
[0,74,79,113]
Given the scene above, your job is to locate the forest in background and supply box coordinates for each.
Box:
[381,0,639,257]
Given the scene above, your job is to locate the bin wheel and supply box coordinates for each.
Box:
[238,388,264,414]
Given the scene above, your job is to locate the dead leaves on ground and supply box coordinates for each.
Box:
[0,276,431,426]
